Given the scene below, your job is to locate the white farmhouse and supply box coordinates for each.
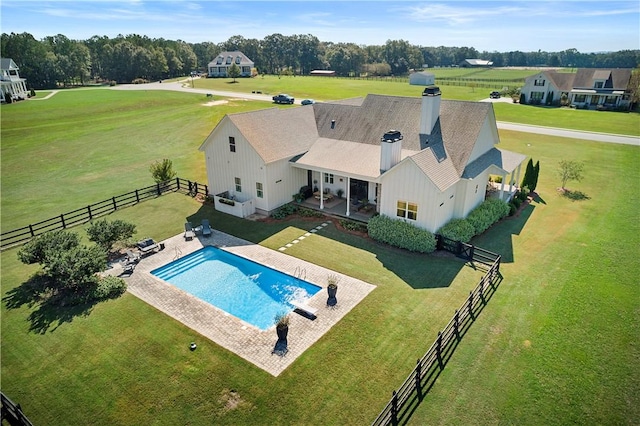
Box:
[0,58,29,102]
[207,51,254,78]
[199,87,526,233]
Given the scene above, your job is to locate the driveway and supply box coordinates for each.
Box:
[111,81,639,145]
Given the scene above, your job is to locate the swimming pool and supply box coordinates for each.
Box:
[150,246,321,330]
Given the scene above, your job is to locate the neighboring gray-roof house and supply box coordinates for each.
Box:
[0,58,29,102]
[520,68,632,109]
[199,87,525,233]
[207,51,254,78]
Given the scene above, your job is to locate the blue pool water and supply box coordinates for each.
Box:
[150,246,321,330]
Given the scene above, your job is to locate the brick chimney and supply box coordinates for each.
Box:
[420,86,441,135]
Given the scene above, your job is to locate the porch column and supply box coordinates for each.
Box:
[499,173,506,201]
[345,177,351,216]
[319,173,324,210]
[514,163,522,190]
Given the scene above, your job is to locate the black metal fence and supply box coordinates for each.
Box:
[0,177,208,250]
[1,391,34,426]
[371,244,502,426]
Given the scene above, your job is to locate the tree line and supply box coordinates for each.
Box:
[2,31,638,89]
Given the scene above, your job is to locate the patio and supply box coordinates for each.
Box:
[301,196,377,222]
[106,228,376,377]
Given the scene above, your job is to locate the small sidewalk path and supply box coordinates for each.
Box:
[106,228,375,377]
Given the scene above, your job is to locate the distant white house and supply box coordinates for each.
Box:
[207,51,254,78]
[0,58,29,102]
[520,68,632,109]
[199,85,525,233]
[409,72,435,86]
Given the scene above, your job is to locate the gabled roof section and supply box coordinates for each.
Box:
[0,58,18,70]
[228,106,318,163]
[573,68,632,90]
[312,95,491,175]
[543,70,576,91]
[462,148,527,179]
[208,51,254,67]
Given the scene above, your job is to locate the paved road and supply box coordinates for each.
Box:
[496,122,639,146]
[111,80,640,146]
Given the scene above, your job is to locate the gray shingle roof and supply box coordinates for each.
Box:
[573,68,631,90]
[462,148,527,179]
[213,94,496,186]
[228,107,318,163]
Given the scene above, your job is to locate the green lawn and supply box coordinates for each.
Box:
[189,75,640,136]
[1,89,639,425]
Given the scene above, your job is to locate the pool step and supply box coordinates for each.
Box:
[152,252,210,280]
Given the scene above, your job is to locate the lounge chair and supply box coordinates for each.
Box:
[184,222,195,240]
[121,249,140,273]
[201,219,212,237]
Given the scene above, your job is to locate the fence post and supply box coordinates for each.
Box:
[454,309,459,339]
[188,180,193,194]
[415,359,422,399]
[467,291,474,320]
[469,245,475,262]
[112,196,117,212]
[204,184,209,197]
[391,390,398,426]
[479,278,485,304]
[135,189,140,203]
[60,214,66,229]
[87,205,93,221]
[176,177,181,191]
[28,224,35,237]
[156,182,161,196]
[436,331,443,368]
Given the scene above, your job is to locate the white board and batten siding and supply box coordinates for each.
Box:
[201,118,266,211]
[379,160,453,233]
[468,115,500,165]
[263,159,308,214]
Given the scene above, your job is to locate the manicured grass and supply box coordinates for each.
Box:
[0,89,271,232]
[1,89,638,425]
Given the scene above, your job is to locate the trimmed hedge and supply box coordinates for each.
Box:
[438,198,510,242]
[438,218,476,242]
[367,215,436,253]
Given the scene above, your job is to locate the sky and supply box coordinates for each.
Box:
[1,0,639,53]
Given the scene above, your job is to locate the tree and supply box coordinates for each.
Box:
[531,161,540,192]
[18,229,81,265]
[149,158,177,183]
[87,219,136,252]
[557,160,584,190]
[521,158,535,190]
[228,62,241,82]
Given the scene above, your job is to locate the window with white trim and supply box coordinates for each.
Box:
[235,177,242,192]
[256,182,263,198]
[229,136,236,152]
[396,201,418,220]
[534,79,545,86]
[324,173,334,184]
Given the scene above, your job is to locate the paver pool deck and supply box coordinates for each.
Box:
[109,228,376,376]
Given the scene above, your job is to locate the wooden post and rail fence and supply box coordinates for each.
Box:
[371,239,502,426]
[1,391,34,426]
[0,177,208,250]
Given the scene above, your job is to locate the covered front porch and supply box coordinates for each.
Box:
[300,194,377,222]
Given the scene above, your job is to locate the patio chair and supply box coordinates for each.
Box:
[121,249,140,273]
[201,219,212,237]
[184,222,195,240]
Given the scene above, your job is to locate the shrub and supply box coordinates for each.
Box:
[508,202,518,216]
[367,215,436,253]
[466,207,496,236]
[93,275,127,300]
[297,207,323,218]
[339,219,368,233]
[271,203,298,219]
[437,218,476,243]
